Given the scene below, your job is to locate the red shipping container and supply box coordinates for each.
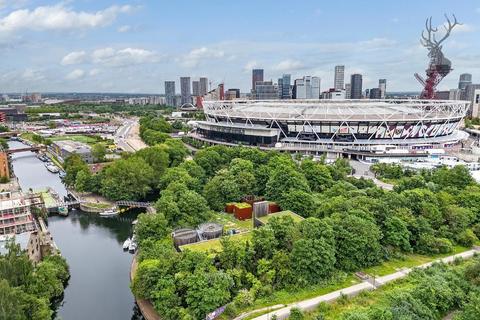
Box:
[233,203,252,220]
[268,202,281,214]
[225,203,235,213]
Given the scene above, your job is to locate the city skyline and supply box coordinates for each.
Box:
[0,0,479,93]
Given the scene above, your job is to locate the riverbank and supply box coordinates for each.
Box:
[8,140,141,319]
[130,255,161,320]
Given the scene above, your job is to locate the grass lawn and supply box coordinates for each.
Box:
[83,202,111,209]
[20,132,36,142]
[212,212,254,232]
[226,273,360,320]
[361,245,470,277]
[257,210,304,225]
[179,232,252,253]
[49,134,99,144]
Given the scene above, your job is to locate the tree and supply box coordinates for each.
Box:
[431,165,474,190]
[74,169,94,192]
[158,167,196,191]
[100,157,155,200]
[382,216,412,252]
[135,213,170,243]
[301,159,333,192]
[63,154,89,187]
[135,146,170,177]
[289,307,305,320]
[265,165,310,203]
[203,170,242,211]
[184,271,233,319]
[277,189,316,218]
[291,238,336,284]
[164,139,189,167]
[194,148,225,177]
[156,182,211,227]
[454,293,480,320]
[333,214,382,271]
[91,143,107,162]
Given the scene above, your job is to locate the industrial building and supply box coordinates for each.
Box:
[51,140,94,163]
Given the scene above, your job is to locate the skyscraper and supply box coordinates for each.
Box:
[345,83,351,99]
[252,69,264,92]
[192,80,200,96]
[254,81,278,100]
[180,77,191,105]
[334,65,345,90]
[165,81,176,106]
[458,73,472,90]
[350,74,363,99]
[279,74,291,99]
[199,77,208,95]
[379,79,387,99]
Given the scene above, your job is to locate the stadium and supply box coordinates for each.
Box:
[192,99,470,158]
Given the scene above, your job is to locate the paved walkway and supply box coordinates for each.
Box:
[252,248,479,320]
[349,160,394,190]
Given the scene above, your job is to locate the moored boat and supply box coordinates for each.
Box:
[122,238,131,251]
[58,206,69,216]
[46,165,59,173]
[99,208,118,217]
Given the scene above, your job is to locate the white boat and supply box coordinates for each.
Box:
[46,165,59,173]
[99,208,118,217]
[123,238,131,250]
[128,241,137,253]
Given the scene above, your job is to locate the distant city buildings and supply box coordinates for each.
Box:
[165,81,176,106]
[252,69,264,92]
[350,74,363,99]
[225,89,240,100]
[180,77,191,105]
[379,79,387,99]
[278,74,292,99]
[345,83,351,99]
[192,80,200,97]
[334,65,345,90]
[254,81,278,100]
[294,76,320,99]
[459,73,472,90]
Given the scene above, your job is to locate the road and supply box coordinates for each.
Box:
[349,160,394,190]
[250,247,480,320]
[114,118,147,152]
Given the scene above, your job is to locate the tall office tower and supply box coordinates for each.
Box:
[345,83,351,99]
[199,77,208,95]
[458,73,472,90]
[165,81,176,106]
[278,74,291,99]
[192,80,200,96]
[252,69,264,92]
[180,77,191,105]
[311,76,321,99]
[369,88,381,99]
[379,79,387,99]
[334,65,345,90]
[350,74,363,99]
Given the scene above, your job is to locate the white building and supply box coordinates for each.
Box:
[472,89,480,118]
[449,89,462,100]
[294,76,321,99]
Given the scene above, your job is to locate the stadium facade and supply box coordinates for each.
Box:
[193,99,470,157]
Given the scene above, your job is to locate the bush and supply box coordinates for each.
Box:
[456,229,478,247]
[289,307,304,320]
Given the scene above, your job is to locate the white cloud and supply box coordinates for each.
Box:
[91,47,158,67]
[273,59,304,71]
[117,25,131,33]
[22,68,44,81]
[61,51,87,65]
[89,68,100,76]
[65,69,85,80]
[0,4,134,33]
[179,47,225,68]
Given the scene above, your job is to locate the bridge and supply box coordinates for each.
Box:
[0,131,20,138]
[6,146,43,154]
[116,201,153,208]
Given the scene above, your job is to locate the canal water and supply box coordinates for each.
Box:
[8,141,143,320]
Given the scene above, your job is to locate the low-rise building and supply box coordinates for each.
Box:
[51,140,94,163]
[0,192,36,236]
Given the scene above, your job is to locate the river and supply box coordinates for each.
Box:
[8,140,143,320]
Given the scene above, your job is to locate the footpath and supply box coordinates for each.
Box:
[249,248,480,320]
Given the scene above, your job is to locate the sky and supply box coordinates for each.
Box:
[0,0,479,94]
